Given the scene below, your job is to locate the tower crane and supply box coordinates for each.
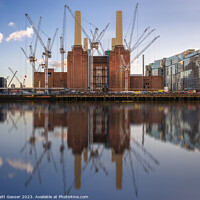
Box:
[8,67,23,88]
[25,13,58,93]
[120,36,160,91]
[8,70,18,88]
[21,17,42,87]
[124,3,139,51]
[60,5,67,73]
[131,28,155,52]
[66,4,110,91]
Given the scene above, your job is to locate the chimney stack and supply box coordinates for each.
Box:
[115,11,123,46]
[112,38,116,50]
[74,11,82,46]
[84,38,88,51]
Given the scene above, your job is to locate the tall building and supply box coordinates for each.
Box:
[146,49,200,91]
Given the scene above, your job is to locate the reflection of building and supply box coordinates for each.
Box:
[130,105,163,124]
[146,49,200,91]
[0,109,7,122]
[65,105,130,190]
[31,103,200,193]
[33,105,68,130]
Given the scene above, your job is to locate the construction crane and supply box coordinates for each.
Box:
[60,5,67,73]
[21,17,42,87]
[8,67,23,88]
[66,4,109,91]
[131,28,155,52]
[25,13,58,93]
[120,36,160,91]
[8,70,18,87]
[124,3,139,51]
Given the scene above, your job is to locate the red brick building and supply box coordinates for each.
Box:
[130,75,163,90]
[67,46,88,91]
[109,46,130,91]
[34,69,67,88]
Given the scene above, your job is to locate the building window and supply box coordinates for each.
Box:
[48,72,51,77]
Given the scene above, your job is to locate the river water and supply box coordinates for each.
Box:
[0,102,199,200]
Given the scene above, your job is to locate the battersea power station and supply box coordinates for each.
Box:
[34,10,163,91]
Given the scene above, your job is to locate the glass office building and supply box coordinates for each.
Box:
[146,49,200,91]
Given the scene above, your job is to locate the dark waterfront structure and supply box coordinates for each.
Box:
[146,49,200,91]
[0,77,7,88]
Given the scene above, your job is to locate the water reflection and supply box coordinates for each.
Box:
[0,102,200,199]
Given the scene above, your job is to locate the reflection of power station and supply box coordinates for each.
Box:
[67,105,130,191]
[30,103,160,195]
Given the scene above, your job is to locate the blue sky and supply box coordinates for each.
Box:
[0,0,200,87]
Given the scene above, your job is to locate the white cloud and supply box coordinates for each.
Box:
[0,33,3,43]
[8,22,15,27]
[6,26,33,42]
[0,157,3,167]
[49,59,67,68]
[7,158,33,174]
[36,59,44,64]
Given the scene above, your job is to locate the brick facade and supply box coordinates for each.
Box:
[67,46,88,90]
[109,46,130,91]
[34,69,67,88]
[130,76,163,90]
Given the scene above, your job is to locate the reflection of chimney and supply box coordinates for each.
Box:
[115,154,123,189]
[84,38,88,51]
[116,11,123,46]
[111,148,115,162]
[83,148,88,162]
[74,11,82,46]
[112,38,116,50]
[74,154,81,189]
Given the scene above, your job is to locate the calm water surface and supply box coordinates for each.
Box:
[0,102,200,200]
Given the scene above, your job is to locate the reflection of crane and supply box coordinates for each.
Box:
[66,3,109,91]
[20,130,42,185]
[120,36,160,91]
[60,5,67,73]
[25,13,58,92]
[8,67,23,88]
[24,129,57,187]
[123,137,159,197]
[21,17,42,87]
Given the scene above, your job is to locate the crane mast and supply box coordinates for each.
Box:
[60,5,67,73]
[25,13,57,92]
[9,67,23,88]
[20,16,41,88]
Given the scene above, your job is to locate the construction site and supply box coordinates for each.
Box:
[1,3,162,93]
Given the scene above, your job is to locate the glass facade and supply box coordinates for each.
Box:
[146,49,200,91]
